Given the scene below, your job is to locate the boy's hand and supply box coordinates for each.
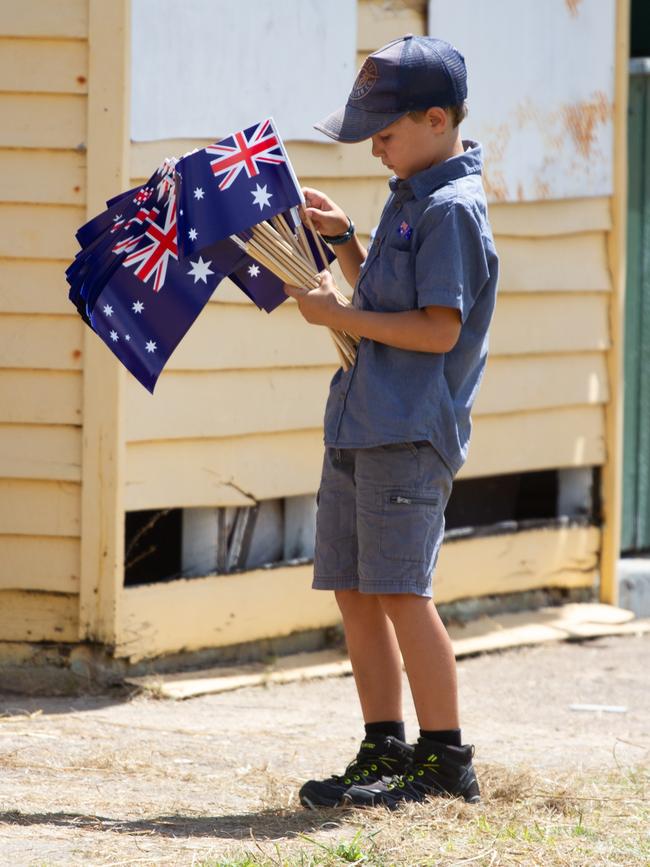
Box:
[284,270,342,328]
[302,187,349,237]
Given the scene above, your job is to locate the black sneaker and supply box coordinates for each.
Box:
[299,735,414,809]
[342,736,480,809]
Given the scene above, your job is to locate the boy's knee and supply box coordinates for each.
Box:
[377,592,431,621]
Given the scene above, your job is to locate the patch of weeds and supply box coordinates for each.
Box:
[299,828,374,864]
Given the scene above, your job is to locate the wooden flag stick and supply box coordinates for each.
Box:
[271,215,303,255]
[303,212,331,273]
[251,224,319,287]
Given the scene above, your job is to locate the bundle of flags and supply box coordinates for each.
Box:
[66,117,357,393]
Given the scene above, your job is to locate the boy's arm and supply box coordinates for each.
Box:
[285,271,462,354]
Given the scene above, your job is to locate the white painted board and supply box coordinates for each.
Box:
[428,0,616,201]
[131,0,357,143]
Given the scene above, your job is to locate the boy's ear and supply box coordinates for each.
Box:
[425,107,448,133]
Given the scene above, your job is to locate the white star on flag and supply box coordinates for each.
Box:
[125,334,131,341]
[112,214,122,222]
[188,228,198,241]
[110,330,119,342]
[251,184,273,211]
[132,300,144,314]
[193,187,204,200]
[103,304,113,316]
[248,264,260,278]
[187,256,214,284]
[145,340,157,353]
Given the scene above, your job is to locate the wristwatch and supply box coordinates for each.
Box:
[320,216,355,246]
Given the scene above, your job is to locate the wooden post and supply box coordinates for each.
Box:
[79,0,130,644]
[601,0,630,605]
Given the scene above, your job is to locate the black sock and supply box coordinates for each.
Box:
[419,728,462,747]
[364,720,406,742]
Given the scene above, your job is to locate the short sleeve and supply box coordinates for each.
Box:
[414,202,489,324]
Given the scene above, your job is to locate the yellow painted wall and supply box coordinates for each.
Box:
[0,0,627,657]
[0,2,87,639]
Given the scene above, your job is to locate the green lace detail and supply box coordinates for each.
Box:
[387,753,439,790]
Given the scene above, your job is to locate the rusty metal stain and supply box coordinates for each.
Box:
[482,167,508,202]
[565,0,584,17]
[562,92,613,158]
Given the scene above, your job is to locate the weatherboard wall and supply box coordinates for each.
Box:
[0,1,88,641]
[0,0,627,658]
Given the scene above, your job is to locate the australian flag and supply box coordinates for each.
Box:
[175,117,303,256]
[66,119,325,392]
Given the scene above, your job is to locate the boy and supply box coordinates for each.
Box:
[284,35,499,809]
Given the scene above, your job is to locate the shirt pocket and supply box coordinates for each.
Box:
[378,487,444,563]
[363,245,416,312]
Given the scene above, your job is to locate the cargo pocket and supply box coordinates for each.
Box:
[379,488,442,563]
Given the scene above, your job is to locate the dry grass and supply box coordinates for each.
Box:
[188,762,649,867]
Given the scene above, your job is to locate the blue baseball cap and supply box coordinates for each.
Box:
[314,35,468,143]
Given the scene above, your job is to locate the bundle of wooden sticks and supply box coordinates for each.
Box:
[231,213,359,370]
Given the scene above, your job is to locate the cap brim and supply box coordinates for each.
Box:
[314,103,408,143]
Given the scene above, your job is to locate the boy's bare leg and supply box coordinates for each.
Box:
[377,594,459,731]
[335,589,404,724]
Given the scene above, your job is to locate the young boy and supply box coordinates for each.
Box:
[284,35,499,809]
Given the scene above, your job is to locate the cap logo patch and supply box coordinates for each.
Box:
[350,58,379,101]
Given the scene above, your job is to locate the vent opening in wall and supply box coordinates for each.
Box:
[124,494,317,586]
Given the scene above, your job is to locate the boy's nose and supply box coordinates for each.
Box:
[371,137,382,158]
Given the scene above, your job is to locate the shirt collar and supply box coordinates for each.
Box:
[389,139,483,202]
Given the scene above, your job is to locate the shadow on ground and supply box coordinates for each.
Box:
[1,807,346,840]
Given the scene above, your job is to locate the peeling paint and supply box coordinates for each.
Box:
[562,92,613,158]
[565,0,584,18]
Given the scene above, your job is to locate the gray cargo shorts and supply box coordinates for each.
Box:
[313,442,453,597]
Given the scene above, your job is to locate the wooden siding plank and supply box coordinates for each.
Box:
[125,430,324,510]
[115,525,597,660]
[0,424,81,482]
[126,367,332,441]
[435,524,599,602]
[168,302,338,370]
[0,204,84,259]
[0,479,80,537]
[126,353,608,443]
[498,233,612,293]
[0,590,78,642]
[490,293,610,355]
[0,38,88,94]
[162,292,609,372]
[489,197,612,237]
[125,406,604,510]
[475,353,609,415]
[0,315,83,370]
[1,150,85,205]
[357,0,426,51]
[2,1,88,38]
[0,535,79,593]
[0,370,82,425]
[0,259,77,315]
[0,94,86,149]
[461,406,606,479]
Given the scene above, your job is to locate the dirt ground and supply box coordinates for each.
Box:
[0,632,648,866]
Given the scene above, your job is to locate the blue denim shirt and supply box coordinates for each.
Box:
[323,140,499,477]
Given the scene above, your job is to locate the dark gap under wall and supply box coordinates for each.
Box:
[124,467,601,586]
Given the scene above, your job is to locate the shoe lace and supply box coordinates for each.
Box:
[387,752,440,790]
[332,742,401,785]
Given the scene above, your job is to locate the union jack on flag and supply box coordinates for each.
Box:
[121,196,178,292]
[206,118,286,191]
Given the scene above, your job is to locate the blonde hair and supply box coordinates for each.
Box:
[408,102,468,128]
